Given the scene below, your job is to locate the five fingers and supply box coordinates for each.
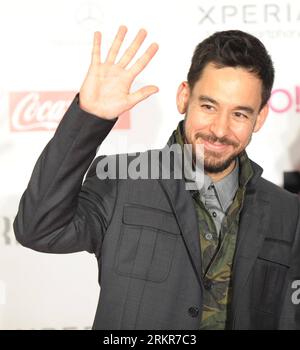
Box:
[90,25,159,105]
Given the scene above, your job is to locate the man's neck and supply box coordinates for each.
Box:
[206,159,236,183]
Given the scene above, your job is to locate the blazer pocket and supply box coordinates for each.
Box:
[251,238,291,314]
[114,204,180,283]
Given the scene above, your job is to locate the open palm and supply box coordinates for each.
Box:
[79,26,159,119]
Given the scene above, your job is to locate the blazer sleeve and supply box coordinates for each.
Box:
[13,94,118,256]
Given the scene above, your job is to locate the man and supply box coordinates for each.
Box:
[14,26,300,329]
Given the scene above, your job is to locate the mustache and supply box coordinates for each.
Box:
[194,132,239,148]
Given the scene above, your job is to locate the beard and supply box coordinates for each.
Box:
[200,149,240,173]
[183,122,250,174]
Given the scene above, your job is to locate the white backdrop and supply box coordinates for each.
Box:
[0,0,300,329]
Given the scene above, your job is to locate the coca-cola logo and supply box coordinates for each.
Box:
[10,92,75,131]
[9,92,130,132]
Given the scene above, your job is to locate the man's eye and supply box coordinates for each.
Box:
[202,104,214,111]
[234,112,248,118]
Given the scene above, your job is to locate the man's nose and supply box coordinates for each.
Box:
[209,112,230,139]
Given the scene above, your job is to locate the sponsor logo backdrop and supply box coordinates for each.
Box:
[0,0,299,329]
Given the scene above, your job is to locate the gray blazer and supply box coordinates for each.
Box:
[14,96,300,330]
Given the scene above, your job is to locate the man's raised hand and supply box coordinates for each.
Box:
[79,25,159,120]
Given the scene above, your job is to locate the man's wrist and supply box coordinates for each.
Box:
[76,93,118,123]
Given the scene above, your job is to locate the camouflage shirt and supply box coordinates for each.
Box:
[174,120,254,330]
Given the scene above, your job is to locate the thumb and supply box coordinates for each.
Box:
[128,85,159,108]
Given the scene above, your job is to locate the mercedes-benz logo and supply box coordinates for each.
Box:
[75,1,104,30]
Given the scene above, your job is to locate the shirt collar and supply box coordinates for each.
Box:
[205,159,240,212]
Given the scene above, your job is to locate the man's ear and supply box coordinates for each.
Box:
[253,103,269,133]
[176,81,190,114]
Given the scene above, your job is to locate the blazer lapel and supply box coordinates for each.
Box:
[158,176,203,288]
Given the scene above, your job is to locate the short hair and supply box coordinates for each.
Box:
[187,30,275,110]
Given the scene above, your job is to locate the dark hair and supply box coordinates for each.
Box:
[187,30,275,110]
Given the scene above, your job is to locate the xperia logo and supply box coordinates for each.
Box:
[198,3,300,25]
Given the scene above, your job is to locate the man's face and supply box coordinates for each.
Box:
[176,63,269,174]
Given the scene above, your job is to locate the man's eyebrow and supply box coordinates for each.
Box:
[235,105,255,115]
[198,95,255,115]
[198,95,219,105]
